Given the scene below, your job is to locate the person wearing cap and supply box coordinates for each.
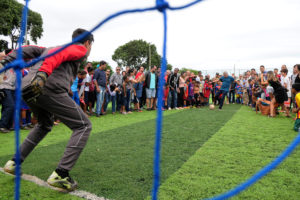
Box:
[2,28,94,191]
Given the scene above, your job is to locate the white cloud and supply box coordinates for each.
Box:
[17,0,300,73]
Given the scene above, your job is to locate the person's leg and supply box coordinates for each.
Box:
[12,102,53,163]
[125,89,131,112]
[111,95,116,113]
[168,90,172,109]
[40,95,92,171]
[219,90,227,109]
[229,91,232,103]
[99,87,105,115]
[95,92,101,115]
[150,98,154,109]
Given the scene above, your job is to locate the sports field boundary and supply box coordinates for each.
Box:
[0,167,109,200]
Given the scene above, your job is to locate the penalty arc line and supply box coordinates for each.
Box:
[0,167,109,200]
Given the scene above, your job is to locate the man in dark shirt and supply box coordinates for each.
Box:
[168,68,179,109]
[93,61,107,117]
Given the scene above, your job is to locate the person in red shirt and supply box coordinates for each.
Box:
[203,78,212,106]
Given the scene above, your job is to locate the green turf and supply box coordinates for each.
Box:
[0,108,180,157]
[0,105,239,200]
[155,106,300,200]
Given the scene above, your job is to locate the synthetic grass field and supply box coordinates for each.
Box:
[0,104,299,200]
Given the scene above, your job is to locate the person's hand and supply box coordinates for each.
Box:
[96,87,100,93]
[69,90,73,97]
[293,108,298,113]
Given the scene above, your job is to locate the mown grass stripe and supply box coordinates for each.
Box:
[155,106,298,200]
[0,105,240,200]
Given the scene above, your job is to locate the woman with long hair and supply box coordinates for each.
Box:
[261,71,290,117]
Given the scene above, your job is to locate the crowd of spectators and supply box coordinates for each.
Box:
[1,49,300,133]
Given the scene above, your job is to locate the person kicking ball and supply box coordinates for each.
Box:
[2,28,94,191]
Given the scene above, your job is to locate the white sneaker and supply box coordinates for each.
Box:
[168,108,171,110]
[4,160,16,175]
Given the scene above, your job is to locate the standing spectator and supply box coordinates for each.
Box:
[93,60,107,117]
[203,78,212,106]
[83,67,93,114]
[229,77,236,104]
[217,71,234,110]
[196,71,202,82]
[260,65,267,80]
[280,68,291,112]
[0,67,16,133]
[103,69,112,114]
[145,66,157,110]
[178,71,186,108]
[291,65,298,109]
[110,66,123,113]
[71,71,81,105]
[88,68,95,116]
[168,68,179,109]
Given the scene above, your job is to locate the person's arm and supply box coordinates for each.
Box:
[93,71,100,93]
[38,44,87,76]
[261,74,268,85]
[2,45,46,64]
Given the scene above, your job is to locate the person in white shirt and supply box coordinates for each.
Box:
[280,68,291,111]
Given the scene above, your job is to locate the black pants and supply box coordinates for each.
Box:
[229,90,235,103]
[178,87,184,107]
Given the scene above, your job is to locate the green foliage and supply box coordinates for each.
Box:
[0,40,8,52]
[0,0,43,49]
[180,67,198,74]
[167,64,173,71]
[112,39,161,69]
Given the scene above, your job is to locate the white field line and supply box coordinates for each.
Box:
[0,167,110,200]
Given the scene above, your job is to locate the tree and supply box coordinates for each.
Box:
[112,39,161,70]
[180,68,198,75]
[167,64,173,71]
[0,40,8,52]
[0,0,43,49]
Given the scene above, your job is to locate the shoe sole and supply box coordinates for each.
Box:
[47,180,77,192]
[4,168,15,175]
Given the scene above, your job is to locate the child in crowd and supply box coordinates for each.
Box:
[183,80,189,108]
[187,79,195,107]
[121,75,129,114]
[214,80,222,105]
[235,80,243,104]
[292,83,300,131]
[21,68,33,129]
[194,81,201,107]
[203,78,212,106]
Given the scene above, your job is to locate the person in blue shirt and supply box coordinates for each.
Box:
[216,71,235,110]
[93,61,107,117]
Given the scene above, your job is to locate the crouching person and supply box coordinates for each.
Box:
[3,28,94,191]
[292,83,300,132]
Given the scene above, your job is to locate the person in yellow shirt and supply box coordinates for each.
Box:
[292,83,300,131]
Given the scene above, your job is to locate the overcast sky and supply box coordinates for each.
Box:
[17,0,300,73]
